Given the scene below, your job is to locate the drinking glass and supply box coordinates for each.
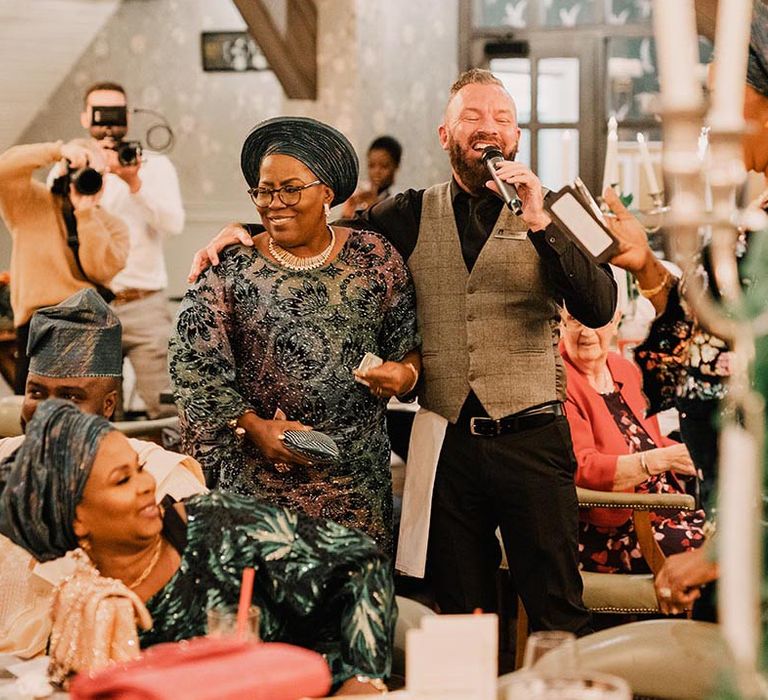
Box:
[523,630,578,676]
[501,671,631,700]
[206,604,261,641]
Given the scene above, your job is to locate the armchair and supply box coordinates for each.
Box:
[513,486,698,667]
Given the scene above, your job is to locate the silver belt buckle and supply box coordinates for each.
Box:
[470,417,498,436]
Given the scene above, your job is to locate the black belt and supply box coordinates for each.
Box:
[468,402,564,437]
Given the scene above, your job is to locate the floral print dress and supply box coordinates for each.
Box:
[578,390,707,574]
[140,492,395,688]
[169,230,419,553]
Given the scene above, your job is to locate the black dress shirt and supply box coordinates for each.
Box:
[338,179,617,329]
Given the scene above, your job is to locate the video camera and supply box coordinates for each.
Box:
[90,105,143,166]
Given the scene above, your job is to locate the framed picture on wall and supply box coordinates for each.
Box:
[201,31,270,72]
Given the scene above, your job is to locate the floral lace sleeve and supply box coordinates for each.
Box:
[168,252,251,487]
[633,282,692,414]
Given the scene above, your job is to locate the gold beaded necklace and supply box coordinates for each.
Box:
[268,225,336,271]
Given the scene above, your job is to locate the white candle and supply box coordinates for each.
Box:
[652,0,703,112]
[709,0,752,130]
[636,133,661,195]
[718,424,761,670]
[602,117,619,194]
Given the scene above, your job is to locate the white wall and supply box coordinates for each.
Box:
[6,0,458,298]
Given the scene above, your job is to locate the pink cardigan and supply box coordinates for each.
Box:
[561,346,677,528]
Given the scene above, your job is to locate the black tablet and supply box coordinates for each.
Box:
[544,185,620,264]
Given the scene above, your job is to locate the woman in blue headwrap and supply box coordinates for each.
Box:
[169,117,420,555]
[0,399,394,695]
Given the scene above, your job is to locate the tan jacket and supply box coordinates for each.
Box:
[0,142,129,326]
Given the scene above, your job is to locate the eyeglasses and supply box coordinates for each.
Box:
[247,179,322,208]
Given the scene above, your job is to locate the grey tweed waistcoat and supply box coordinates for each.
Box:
[408,182,565,423]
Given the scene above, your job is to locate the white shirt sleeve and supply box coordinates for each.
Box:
[130,154,185,237]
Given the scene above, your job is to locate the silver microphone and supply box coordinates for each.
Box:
[481,146,523,216]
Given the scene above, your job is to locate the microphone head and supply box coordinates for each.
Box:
[481,145,504,163]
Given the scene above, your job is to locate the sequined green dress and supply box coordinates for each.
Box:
[139,492,395,686]
[169,230,419,554]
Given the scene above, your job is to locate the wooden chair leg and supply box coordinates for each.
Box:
[632,510,666,575]
[514,597,529,669]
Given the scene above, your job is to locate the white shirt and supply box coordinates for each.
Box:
[99,152,184,291]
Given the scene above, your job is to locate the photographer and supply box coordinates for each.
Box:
[0,139,128,393]
[80,81,184,419]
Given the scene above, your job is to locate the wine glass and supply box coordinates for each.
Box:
[523,631,579,677]
[501,671,631,699]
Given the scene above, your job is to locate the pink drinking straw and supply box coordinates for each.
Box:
[236,567,255,640]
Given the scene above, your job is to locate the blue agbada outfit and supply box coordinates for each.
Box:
[0,400,395,686]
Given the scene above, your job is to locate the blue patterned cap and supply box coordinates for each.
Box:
[27,289,122,378]
[241,116,359,207]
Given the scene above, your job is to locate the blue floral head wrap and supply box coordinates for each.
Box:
[240,116,359,207]
[0,399,114,561]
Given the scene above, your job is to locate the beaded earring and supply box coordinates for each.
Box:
[324,202,331,219]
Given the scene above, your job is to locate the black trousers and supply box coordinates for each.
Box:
[678,397,720,512]
[13,321,30,395]
[426,413,592,636]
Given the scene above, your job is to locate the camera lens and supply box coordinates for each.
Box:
[71,167,103,195]
[117,142,140,166]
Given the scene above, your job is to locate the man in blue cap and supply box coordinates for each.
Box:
[0,288,205,657]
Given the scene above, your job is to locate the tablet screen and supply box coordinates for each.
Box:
[549,192,615,258]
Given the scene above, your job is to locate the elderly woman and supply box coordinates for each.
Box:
[0,399,395,696]
[169,117,419,554]
[560,309,707,574]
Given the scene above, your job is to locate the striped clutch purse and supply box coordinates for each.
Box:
[283,430,340,464]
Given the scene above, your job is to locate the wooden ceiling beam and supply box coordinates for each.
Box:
[233,0,318,100]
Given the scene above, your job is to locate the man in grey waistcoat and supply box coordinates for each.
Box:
[189,69,616,635]
[354,69,615,634]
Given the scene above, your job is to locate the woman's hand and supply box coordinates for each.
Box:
[187,222,253,283]
[340,188,378,218]
[240,410,314,469]
[333,677,387,695]
[655,545,718,614]
[355,360,417,400]
[643,443,697,478]
[603,188,654,274]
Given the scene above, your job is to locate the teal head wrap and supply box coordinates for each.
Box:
[0,399,114,561]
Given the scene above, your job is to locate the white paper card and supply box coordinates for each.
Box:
[406,614,497,700]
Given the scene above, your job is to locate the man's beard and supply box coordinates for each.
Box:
[90,125,128,141]
[448,136,518,196]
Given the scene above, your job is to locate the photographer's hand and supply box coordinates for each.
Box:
[104,147,142,193]
[59,143,92,170]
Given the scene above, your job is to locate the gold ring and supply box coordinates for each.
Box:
[659,587,672,599]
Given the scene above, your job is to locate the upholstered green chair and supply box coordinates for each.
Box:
[499,619,723,700]
[112,415,178,442]
[513,487,697,667]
